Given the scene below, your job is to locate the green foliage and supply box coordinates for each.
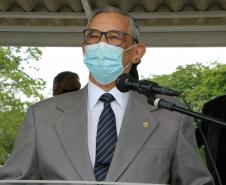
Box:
[0,111,25,163]
[0,47,45,164]
[146,62,226,162]
[147,62,226,111]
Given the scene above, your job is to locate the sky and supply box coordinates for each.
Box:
[25,47,226,98]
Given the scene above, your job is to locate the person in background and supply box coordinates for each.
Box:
[52,71,81,96]
[0,6,214,185]
[196,95,226,185]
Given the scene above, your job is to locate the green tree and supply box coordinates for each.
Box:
[147,62,226,111]
[146,62,226,161]
[0,47,46,164]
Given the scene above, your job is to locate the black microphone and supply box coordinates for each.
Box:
[116,73,180,96]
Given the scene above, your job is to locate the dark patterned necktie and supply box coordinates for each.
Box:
[94,93,117,181]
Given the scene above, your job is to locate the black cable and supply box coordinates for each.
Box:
[179,96,222,185]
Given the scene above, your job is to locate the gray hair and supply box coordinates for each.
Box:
[87,6,140,43]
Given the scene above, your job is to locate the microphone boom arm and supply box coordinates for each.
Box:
[116,73,226,127]
[147,95,226,127]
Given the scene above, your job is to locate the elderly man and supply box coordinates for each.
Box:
[0,6,214,185]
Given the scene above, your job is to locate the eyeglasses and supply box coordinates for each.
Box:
[83,29,134,46]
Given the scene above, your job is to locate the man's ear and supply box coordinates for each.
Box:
[131,44,146,64]
[81,42,85,54]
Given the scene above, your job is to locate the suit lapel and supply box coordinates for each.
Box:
[54,87,95,181]
[106,92,160,181]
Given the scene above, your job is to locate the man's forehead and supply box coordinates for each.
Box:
[88,12,130,30]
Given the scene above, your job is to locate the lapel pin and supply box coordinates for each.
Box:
[143,121,150,128]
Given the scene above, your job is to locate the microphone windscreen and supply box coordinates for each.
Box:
[115,74,130,92]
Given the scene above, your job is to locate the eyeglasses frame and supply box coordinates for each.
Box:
[82,29,136,46]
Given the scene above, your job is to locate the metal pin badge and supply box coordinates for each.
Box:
[143,121,150,128]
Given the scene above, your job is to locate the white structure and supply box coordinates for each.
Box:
[0,0,226,46]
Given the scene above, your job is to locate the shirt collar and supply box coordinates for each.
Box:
[88,81,130,110]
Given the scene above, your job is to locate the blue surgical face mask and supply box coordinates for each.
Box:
[83,42,135,85]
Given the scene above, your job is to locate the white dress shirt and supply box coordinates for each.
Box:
[87,81,130,168]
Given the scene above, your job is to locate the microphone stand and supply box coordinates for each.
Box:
[146,94,225,185]
[147,95,226,127]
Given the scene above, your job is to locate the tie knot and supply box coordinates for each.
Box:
[99,93,115,104]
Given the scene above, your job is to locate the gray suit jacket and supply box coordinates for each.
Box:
[0,86,214,185]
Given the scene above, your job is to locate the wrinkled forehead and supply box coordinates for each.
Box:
[88,12,130,32]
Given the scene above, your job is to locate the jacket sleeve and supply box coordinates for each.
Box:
[0,106,40,180]
[171,114,215,185]
[195,102,210,148]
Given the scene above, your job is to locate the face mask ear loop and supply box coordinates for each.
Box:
[121,44,137,74]
[123,44,137,52]
[122,44,137,72]
[123,62,132,71]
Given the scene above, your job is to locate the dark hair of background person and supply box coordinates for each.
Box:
[53,71,81,96]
